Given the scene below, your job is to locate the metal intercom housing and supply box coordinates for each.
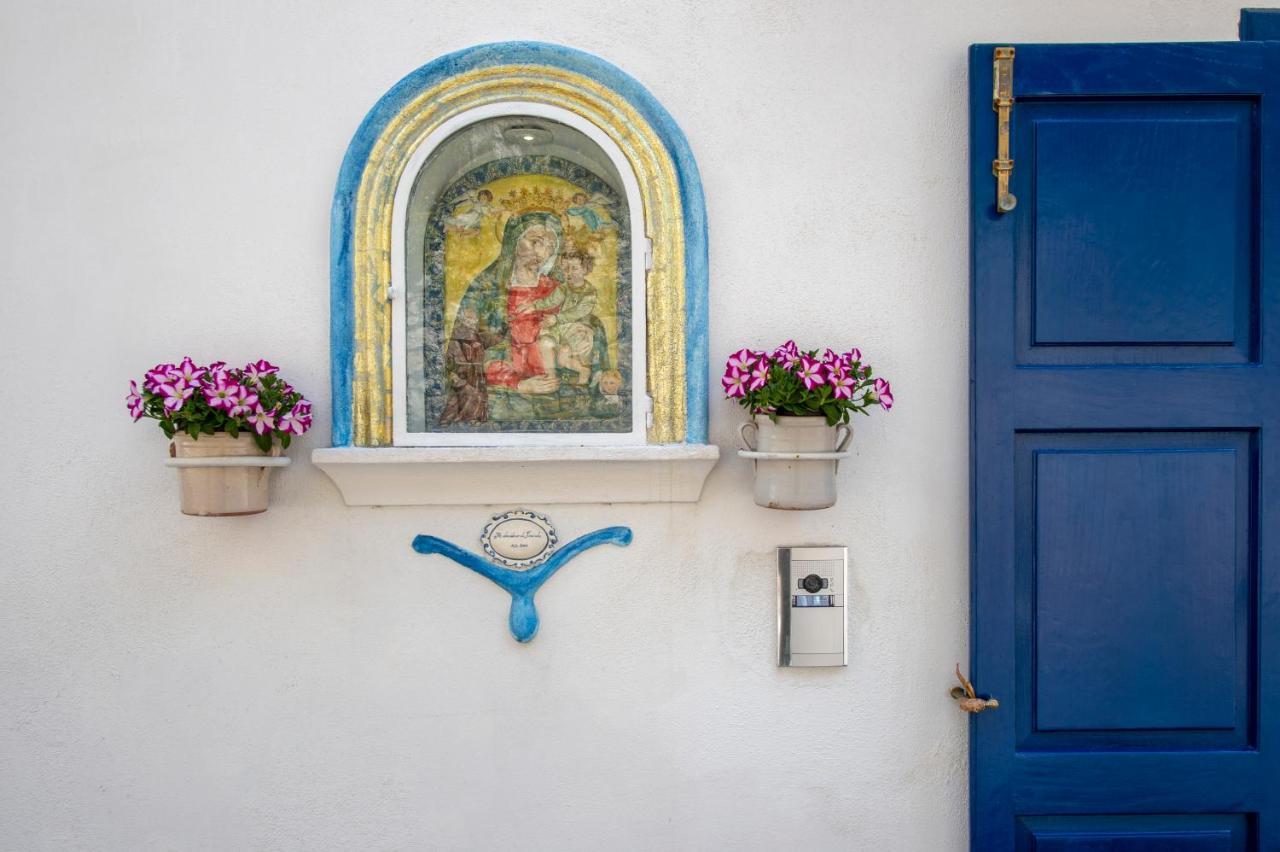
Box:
[777,546,847,667]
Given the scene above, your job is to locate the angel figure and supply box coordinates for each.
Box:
[445,188,495,233]
[565,191,617,232]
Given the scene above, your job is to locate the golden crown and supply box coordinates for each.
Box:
[490,186,609,255]
[497,186,572,216]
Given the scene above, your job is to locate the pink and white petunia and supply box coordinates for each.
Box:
[203,379,238,410]
[227,386,259,418]
[245,404,276,436]
[204,367,230,388]
[125,381,146,421]
[747,360,770,391]
[796,357,825,390]
[841,347,862,369]
[874,378,894,411]
[722,368,750,398]
[726,348,757,372]
[157,378,194,412]
[277,405,312,436]
[244,360,279,380]
[772,342,800,370]
[204,360,230,384]
[829,368,857,400]
[144,363,176,392]
[173,357,206,384]
[821,348,839,366]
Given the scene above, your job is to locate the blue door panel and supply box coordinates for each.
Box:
[1016,814,1250,852]
[1025,100,1256,362]
[970,38,1280,851]
[1016,431,1255,752]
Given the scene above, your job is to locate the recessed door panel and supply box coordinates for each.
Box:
[1026,101,1257,363]
[1015,431,1255,750]
[1016,814,1251,852]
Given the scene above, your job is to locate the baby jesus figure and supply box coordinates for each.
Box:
[518,247,600,386]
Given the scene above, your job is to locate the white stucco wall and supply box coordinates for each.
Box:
[0,1,1248,849]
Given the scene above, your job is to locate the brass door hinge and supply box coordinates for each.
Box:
[992,46,1016,213]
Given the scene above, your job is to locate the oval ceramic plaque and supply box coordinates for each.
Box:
[481,510,558,570]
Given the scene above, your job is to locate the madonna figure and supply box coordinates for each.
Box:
[439,212,564,425]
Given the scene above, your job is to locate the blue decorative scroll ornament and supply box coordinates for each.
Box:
[411,526,633,642]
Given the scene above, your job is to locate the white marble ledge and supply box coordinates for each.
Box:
[311,444,720,506]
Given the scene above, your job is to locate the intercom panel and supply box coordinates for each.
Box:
[778,546,847,667]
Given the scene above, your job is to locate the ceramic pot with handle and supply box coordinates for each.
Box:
[737,415,852,510]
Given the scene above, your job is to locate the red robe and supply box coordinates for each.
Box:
[484,275,561,388]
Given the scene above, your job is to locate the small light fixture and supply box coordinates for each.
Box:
[502,125,552,145]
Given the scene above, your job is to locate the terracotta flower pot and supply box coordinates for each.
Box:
[737,415,852,510]
[168,433,288,516]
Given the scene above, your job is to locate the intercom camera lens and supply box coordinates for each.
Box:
[802,573,824,593]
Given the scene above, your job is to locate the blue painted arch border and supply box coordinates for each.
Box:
[330,41,709,445]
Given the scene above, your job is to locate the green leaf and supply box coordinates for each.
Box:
[226,422,239,439]
[280,433,292,450]
[252,432,272,454]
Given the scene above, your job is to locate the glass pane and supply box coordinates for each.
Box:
[404,116,633,435]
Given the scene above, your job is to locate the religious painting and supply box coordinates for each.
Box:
[405,153,632,436]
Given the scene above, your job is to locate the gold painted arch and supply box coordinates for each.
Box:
[346,63,688,446]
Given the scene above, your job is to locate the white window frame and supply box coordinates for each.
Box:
[390,101,649,447]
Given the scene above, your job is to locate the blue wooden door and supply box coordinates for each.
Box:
[970,39,1280,850]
